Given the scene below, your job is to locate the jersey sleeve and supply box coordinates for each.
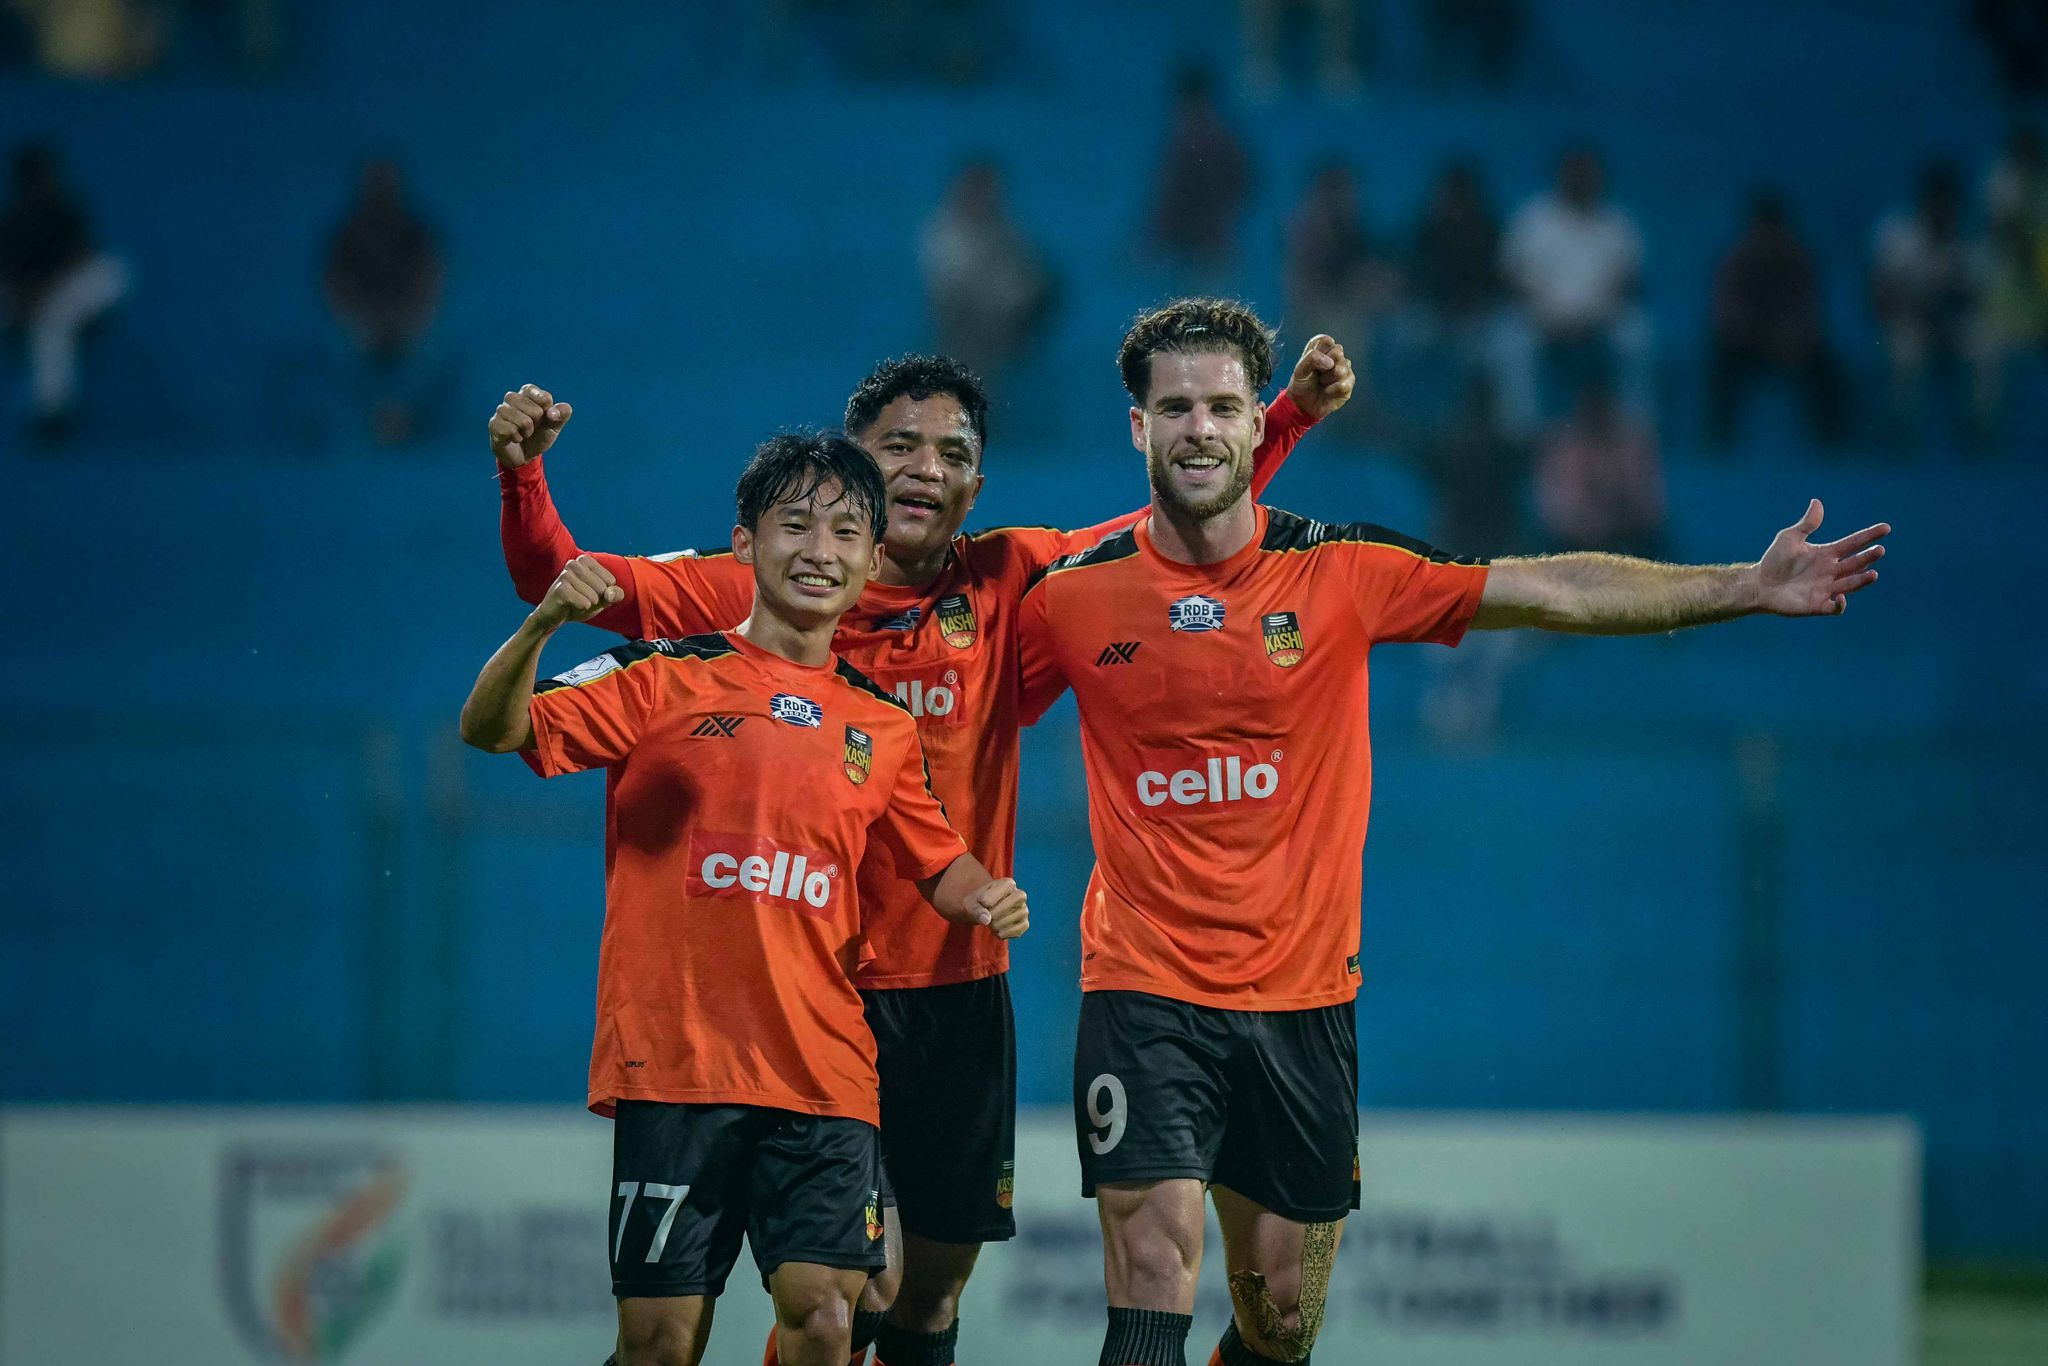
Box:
[628,553,756,639]
[871,726,970,883]
[1342,530,1492,647]
[1014,570,1070,727]
[522,643,667,777]
[498,458,646,638]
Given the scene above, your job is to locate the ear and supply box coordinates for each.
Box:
[731,523,753,565]
[1129,405,1146,454]
[962,470,986,518]
[867,541,883,579]
[1251,399,1266,447]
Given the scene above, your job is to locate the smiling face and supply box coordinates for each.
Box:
[1132,349,1265,522]
[855,393,985,565]
[733,478,884,630]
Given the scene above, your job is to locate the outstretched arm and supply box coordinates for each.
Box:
[492,384,645,636]
[1471,499,1890,634]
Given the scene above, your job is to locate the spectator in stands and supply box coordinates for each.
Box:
[1535,375,1665,560]
[1974,0,2048,95]
[1403,158,1512,436]
[322,158,447,446]
[920,159,1057,382]
[1284,160,1397,435]
[1240,0,1365,99]
[1978,128,2048,435]
[1418,0,1524,88]
[1707,190,1847,451]
[1418,374,1525,557]
[1,143,129,443]
[8,0,163,79]
[1871,161,1984,449]
[1149,66,1253,292]
[1500,146,1652,427]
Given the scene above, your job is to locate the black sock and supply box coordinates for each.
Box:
[1215,1319,1305,1365]
[1100,1307,1193,1366]
[851,1307,890,1356]
[873,1318,959,1366]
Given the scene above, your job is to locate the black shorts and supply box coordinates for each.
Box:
[1072,990,1360,1225]
[608,1101,885,1299]
[863,972,1018,1244]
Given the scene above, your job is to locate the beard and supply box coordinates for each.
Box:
[1147,440,1255,521]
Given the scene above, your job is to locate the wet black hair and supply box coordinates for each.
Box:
[734,431,888,540]
[1117,297,1277,403]
[843,354,990,457]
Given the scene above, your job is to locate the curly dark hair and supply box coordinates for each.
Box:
[1116,297,1277,403]
[843,354,990,457]
[735,430,888,540]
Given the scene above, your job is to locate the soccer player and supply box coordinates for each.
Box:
[486,340,1354,1366]
[458,433,1031,1366]
[1014,298,1891,1366]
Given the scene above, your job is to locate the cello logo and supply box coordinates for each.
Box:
[690,833,840,914]
[1133,750,1287,808]
[221,1145,410,1362]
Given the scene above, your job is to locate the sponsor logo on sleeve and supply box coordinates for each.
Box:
[1262,611,1305,667]
[548,655,621,688]
[768,693,824,728]
[936,594,978,649]
[689,833,841,914]
[1168,594,1227,633]
[843,725,873,785]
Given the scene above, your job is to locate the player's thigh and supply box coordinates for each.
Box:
[1073,990,1231,1192]
[1096,1177,1209,1313]
[615,1294,714,1366]
[1211,1181,1347,1352]
[746,1111,888,1283]
[866,975,1019,1245]
[1212,1002,1360,1225]
[610,1101,754,1301]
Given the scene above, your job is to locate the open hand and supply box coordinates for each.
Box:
[966,877,1030,940]
[1754,499,1890,616]
[1283,335,1355,421]
[534,554,623,628]
[490,384,573,469]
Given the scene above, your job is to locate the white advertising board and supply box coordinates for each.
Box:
[0,1108,1915,1365]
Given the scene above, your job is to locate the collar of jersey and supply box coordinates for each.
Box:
[722,628,836,675]
[1135,503,1269,579]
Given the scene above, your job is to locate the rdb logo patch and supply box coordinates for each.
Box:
[769,693,823,728]
[1262,611,1305,667]
[1169,594,1226,633]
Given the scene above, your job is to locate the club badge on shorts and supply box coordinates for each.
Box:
[1262,611,1305,667]
[996,1160,1015,1210]
[936,594,977,649]
[865,1190,884,1242]
[843,725,873,785]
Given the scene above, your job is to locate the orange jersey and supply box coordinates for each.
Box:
[495,392,1317,988]
[522,631,966,1123]
[1016,506,1490,1010]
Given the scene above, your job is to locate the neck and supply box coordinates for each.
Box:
[734,601,838,667]
[874,538,952,589]
[1146,495,1258,565]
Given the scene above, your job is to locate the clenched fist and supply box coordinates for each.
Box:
[966,878,1030,940]
[534,554,624,628]
[490,384,573,469]
[1283,335,1356,422]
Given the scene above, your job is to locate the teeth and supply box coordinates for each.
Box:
[793,575,834,587]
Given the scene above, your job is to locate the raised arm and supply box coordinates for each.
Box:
[459,557,625,752]
[491,384,645,635]
[1471,499,1889,634]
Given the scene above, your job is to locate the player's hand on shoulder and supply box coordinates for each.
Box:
[1285,335,1355,421]
[970,877,1030,940]
[490,383,573,469]
[533,554,623,628]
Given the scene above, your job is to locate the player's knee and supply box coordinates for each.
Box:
[888,1278,963,1334]
[1112,1219,1202,1305]
[860,1259,901,1314]
[774,1280,856,1354]
[614,1315,697,1366]
[890,1241,978,1331]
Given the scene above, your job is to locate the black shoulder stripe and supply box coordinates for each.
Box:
[654,632,742,662]
[1024,525,1141,594]
[534,638,665,694]
[967,524,1060,538]
[832,658,910,713]
[1260,506,1484,565]
[642,546,733,563]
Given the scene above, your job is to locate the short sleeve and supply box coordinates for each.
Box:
[1339,529,1491,647]
[523,643,667,776]
[1015,571,1070,727]
[872,726,969,882]
[630,552,755,638]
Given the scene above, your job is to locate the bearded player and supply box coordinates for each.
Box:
[1015,298,1891,1366]
[487,340,1354,1366]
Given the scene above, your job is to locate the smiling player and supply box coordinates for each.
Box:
[461,433,1029,1366]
